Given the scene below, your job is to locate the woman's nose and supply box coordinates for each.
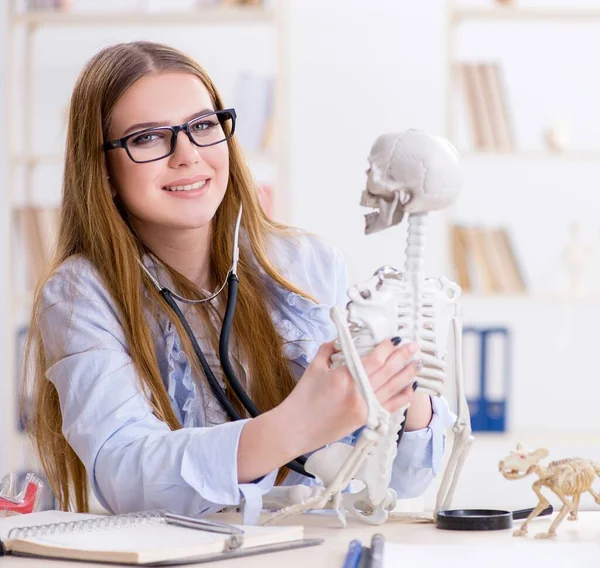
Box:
[169,130,201,167]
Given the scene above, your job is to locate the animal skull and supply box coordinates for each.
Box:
[361,129,462,234]
[498,442,549,480]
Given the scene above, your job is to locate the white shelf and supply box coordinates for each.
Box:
[10,6,274,27]
[453,7,600,23]
[459,150,600,163]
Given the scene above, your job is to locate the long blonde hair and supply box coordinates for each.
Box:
[23,41,314,512]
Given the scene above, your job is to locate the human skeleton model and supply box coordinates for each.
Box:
[263,130,474,527]
[499,442,600,539]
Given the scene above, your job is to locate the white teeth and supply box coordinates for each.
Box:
[164,180,207,191]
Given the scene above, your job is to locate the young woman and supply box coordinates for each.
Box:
[24,41,454,524]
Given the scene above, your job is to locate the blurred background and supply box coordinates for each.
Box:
[1,0,599,515]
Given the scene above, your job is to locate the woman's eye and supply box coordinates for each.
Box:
[192,119,217,132]
[131,131,164,146]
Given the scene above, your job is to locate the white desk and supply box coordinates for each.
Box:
[2,511,599,567]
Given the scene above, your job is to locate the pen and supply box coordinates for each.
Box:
[342,539,363,568]
[367,533,385,568]
[163,512,244,536]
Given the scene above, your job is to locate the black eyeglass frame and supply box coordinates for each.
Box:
[103,108,237,164]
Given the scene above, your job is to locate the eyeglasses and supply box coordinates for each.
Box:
[103,108,237,164]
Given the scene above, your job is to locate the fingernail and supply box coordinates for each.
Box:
[408,342,419,353]
[412,381,419,391]
[391,336,401,346]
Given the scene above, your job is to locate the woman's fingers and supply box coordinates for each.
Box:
[314,341,336,366]
[382,382,417,414]
[360,337,419,376]
[365,341,420,391]
[375,360,421,404]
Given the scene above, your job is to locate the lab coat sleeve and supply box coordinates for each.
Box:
[390,395,457,498]
[39,260,276,524]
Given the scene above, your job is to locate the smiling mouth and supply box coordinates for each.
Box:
[163,179,209,192]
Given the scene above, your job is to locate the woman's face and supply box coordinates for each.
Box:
[106,72,229,237]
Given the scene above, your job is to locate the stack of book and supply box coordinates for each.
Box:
[458,62,515,153]
[451,224,526,294]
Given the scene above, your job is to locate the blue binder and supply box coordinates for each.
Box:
[462,326,511,432]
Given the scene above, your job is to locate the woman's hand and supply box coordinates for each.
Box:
[278,337,421,457]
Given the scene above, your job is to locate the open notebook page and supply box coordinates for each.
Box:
[7,521,303,564]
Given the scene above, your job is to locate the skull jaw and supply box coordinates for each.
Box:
[361,191,405,234]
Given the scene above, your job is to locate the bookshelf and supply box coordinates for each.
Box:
[443,0,600,296]
[1,0,289,495]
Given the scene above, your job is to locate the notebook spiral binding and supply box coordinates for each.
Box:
[7,509,167,540]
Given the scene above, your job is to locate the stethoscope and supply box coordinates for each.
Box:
[138,206,313,478]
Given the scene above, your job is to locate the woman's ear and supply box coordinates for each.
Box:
[107,175,117,198]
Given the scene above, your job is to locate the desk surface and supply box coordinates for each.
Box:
[2,511,599,567]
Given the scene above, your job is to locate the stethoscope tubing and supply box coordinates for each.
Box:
[160,275,312,478]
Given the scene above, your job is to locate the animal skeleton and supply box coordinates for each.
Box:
[263,130,474,527]
[499,442,600,539]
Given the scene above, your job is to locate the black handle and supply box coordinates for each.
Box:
[512,504,553,520]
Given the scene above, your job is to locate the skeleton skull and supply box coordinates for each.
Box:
[498,442,549,480]
[361,130,462,234]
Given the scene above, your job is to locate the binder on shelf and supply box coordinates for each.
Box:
[0,509,320,565]
[462,326,511,432]
[462,328,484,430]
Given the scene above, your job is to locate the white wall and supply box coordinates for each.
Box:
[285,0,448,284]
[1,0,600,508]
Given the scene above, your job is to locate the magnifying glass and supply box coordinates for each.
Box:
[436,505,554,531]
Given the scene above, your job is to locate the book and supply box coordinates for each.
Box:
[458,62,515,153]
[481,63,515,153]
[451,224,527,294]
[0,510,320,565]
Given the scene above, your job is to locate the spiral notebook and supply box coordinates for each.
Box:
[0,510,321,565]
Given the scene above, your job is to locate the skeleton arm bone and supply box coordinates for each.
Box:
[434,311,474,515]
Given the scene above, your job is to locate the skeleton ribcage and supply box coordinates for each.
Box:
[330,268,461,400]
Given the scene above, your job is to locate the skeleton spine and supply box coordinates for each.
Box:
[405,212,427,344]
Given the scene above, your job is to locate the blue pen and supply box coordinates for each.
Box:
[342,539,363,568]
